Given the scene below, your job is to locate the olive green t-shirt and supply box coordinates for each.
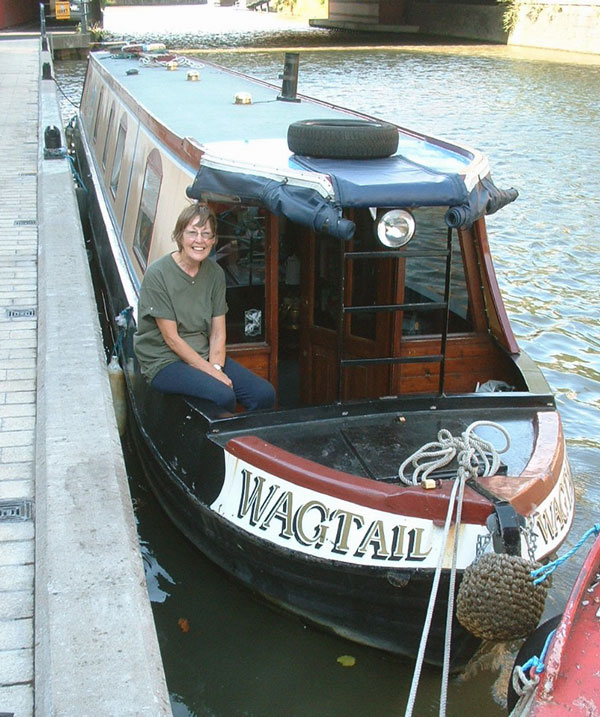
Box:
[134,252,228,383]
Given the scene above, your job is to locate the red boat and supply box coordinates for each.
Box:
[508,527,600,715]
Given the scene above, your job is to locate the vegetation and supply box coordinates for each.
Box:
[498,0,520,33]
[89,21,110,40]
[275,0,327,18]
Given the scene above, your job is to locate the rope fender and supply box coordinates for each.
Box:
[456,552,548,640]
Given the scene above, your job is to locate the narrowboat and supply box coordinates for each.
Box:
[69,45,575,669]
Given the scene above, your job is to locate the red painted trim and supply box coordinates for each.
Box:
[225,435,493,524]
[531,532,600,712]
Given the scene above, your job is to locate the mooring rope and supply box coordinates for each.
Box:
[507,522,600,715]
[402,421,511,717]
[398,421,510,486]
[404,475,461,717]
[531,523,600,585]
[509,626,556,716]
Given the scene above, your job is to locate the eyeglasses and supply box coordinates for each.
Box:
[183,229,215,240]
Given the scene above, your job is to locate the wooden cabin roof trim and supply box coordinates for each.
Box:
[473,218,520,355]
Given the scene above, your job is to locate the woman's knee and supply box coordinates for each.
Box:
[211,384,237,412]
[253,379,276,409]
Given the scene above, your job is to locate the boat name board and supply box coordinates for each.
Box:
[213,453,485,569]
[529,460,575,558]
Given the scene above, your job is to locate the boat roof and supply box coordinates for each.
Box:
[91,50,518,238]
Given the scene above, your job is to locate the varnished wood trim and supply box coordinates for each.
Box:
[457,227,488,333]
[226,435,493,523]
[480,411,565,515]
[265,211,278,389]
[473,218,519,354]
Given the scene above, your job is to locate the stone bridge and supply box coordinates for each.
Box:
[310,0,600,55]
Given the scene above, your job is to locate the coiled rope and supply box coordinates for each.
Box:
[398,421,510,486]
[403,421,510,717]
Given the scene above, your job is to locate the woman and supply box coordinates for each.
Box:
[134,202,275,412]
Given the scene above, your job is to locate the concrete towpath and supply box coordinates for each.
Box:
[0,36,172,716]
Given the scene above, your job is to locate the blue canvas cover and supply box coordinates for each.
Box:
[187,154,518,240]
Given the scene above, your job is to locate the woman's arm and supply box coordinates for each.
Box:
[155,317,231,386]
[208,314,227,369]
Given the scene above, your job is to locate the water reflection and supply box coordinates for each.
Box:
[55,21,600,714]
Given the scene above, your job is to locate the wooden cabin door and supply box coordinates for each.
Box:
[298,211,398,405]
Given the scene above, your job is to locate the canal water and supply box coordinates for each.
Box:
[55,10,600,715]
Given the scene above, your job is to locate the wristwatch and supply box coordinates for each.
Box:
[212,363,224,372]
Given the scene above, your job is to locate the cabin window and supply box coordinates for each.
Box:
[93,89,104,145]
[402,207,473,336]
[312,207,473,339]
[110,116,127,198]
[133,150,163,270]
[102,102,115,170]
[216,206,266,345]
[83,81,97,130]
[312,210,386,340]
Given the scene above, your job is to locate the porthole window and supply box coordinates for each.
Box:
[110,115,127,198]
[93,89,104,144]
[133,149,163,269]
[102,102,115,170]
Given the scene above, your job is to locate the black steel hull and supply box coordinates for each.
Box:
[128,409,481,669]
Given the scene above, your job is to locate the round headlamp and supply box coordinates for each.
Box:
[376,209,415,248]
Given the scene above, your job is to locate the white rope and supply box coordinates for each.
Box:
[402,421,511,716]
[398,420,510,486]
[508,666,540,716]
[139,54,194,67]
[404,477,461,717]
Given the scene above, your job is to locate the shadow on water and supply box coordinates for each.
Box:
[55,16,600,714]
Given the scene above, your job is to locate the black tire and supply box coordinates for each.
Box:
[506,614,562,713]
[287,119,399,159]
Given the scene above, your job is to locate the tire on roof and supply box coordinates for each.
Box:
[287,119,399,160]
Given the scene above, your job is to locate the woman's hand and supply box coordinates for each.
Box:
[211,365,233,388]
[156,317,232,387]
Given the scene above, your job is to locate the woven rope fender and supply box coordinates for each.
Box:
[456,553,549,641]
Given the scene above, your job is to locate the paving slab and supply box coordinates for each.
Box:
[0,36,171,716]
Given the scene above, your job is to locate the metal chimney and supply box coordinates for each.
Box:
[277,52,301,103]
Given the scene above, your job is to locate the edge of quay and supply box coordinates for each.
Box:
[35,44,172,715]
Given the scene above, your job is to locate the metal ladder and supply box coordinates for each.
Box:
[336,227,454,400]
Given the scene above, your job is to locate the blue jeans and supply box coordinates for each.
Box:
[151,358,275,412]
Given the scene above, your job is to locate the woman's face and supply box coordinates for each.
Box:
[180,217,216,265]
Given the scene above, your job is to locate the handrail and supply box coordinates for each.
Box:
[336,228,455,400]
[341,354,444,367]
[344,301,447,314]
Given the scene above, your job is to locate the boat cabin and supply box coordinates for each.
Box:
[77,49,526,412]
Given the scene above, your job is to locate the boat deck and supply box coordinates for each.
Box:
[207,394,552,481]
